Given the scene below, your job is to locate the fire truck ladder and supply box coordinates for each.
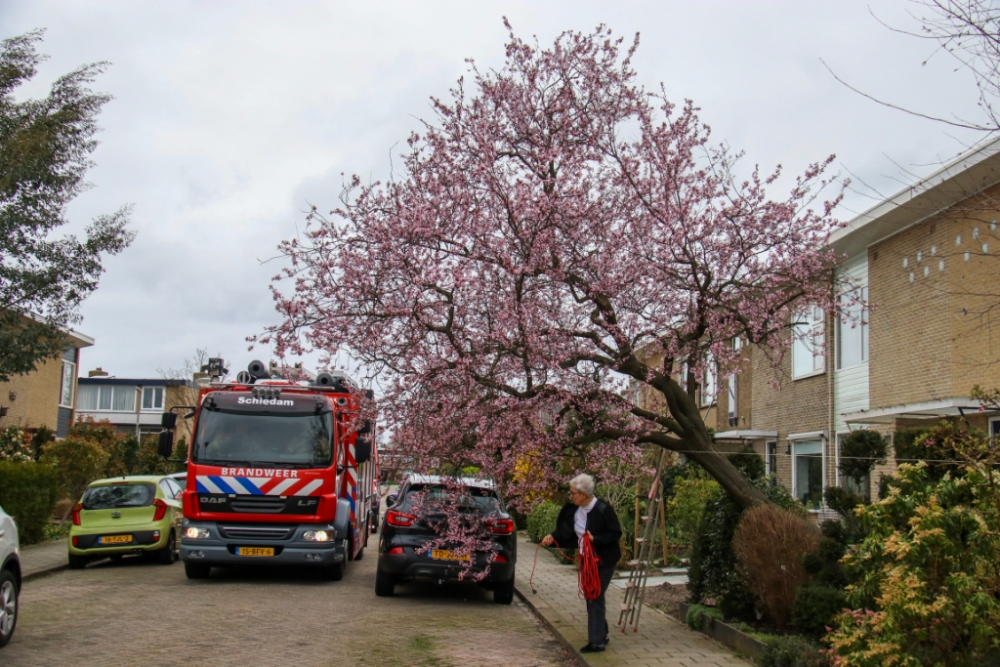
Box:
[617,447,670,633]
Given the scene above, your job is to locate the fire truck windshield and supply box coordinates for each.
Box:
[192,408,334,467]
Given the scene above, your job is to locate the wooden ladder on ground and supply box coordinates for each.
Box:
[617,448,670,633]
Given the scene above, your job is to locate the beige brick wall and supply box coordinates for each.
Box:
[0,354,64,431]
[869,185,1000,409]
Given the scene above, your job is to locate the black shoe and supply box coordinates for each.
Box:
[580,643,606,653]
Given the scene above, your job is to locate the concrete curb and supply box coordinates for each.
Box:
[514,583,593,667]
[23,563,68,583]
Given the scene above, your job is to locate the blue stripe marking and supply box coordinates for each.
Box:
[196,479,211,493]
[210,476,236,494]
[236,478,263,495]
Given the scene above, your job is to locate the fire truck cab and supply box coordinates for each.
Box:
[169,361,377,581]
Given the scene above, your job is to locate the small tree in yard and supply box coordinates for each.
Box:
[260,22,848,509]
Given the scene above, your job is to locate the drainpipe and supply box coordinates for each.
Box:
[135,386,142,443]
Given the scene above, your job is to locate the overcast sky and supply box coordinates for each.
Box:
[1,1,988,381]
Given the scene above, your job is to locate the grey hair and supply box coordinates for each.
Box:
[569,473,595,497]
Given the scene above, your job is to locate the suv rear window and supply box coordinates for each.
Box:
[83,484,156,509]
[404,484,500,510]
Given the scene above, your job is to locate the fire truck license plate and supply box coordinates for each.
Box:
[237,547,274,557]
[430,549,470,562]
[98,535,133,544]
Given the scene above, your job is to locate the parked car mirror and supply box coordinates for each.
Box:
[160,412,178,429]
[385,494,397,507]
[157,431,174,458]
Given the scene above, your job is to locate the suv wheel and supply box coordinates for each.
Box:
[0,569,17,648]
[374,566,395,597]
[493,576,515,605]
[184,561,211,579]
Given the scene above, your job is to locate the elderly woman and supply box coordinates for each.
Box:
[540,473,623,653]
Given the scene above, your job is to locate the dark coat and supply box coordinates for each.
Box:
[550,498,622,573]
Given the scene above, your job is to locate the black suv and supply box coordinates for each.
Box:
[375,475,517,603]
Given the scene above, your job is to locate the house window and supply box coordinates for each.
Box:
[701,354,717,407]
[766,440,777,478]
[727,377,738,426]
[142,387,164,411]
[59,361,76,408]
[793,440,824,509]
[990,417,1000,445]
[837,286,869,369]
[76,385,136,411]
[792,306,825,378]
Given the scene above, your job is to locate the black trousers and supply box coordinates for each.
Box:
[586,564,616,645]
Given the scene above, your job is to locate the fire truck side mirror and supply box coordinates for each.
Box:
[355,437,372,465]
[157,431,174,458]
[161,412,178,429]
[357,419,372,435]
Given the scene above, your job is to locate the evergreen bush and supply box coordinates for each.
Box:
[0,461,59,544]
[525,500,562,543]
[757,635,829,667]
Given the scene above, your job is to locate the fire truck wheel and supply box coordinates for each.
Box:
[374,566,395,597]
[493,576,515,605]
[321,560,345,581]
[157,532,177,565]
[184,562,211,579]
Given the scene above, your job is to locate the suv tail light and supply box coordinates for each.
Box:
[72,503,83,526]
[152,498,168,522]
[488,518,515,535]
[387,546,404,555]
[386,510,416,527]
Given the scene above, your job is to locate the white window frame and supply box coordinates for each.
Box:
[700,353,717,407]
[765,440,777,478]
[79,385,137,412]
[59,361,76,408]
[990,417,1000,444]
[790,437,826,510]
[837,286,869,370]
[141,386,165,411]
[727,376,738,425]
[792,305,826,379]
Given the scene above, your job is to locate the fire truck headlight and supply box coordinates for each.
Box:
[303,530,333,542]
[184,527,211,539]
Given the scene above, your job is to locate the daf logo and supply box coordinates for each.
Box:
[200,497,227,504]
[111,512,121,519]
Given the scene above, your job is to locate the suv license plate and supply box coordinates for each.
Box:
[99,535,133,544]
[430,549,470,562]
[237,547,274,557]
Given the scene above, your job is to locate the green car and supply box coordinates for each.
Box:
[68,475,184,569]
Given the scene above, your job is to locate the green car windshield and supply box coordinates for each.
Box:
[193,408,334,467]
[83,484,156,509]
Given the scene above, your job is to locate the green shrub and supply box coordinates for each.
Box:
[688,447,797,623]
[892,424,966,482]
[666,469,719,549]
[685,603,723,631]
[757,635,829,667]
[0,426,32,462]
[134,435,172,475]
[0,461,59,544]
[837,430,887,490]
[826,422,1000,666]
[29,426,54,461]
[526,500,562,543]
[791,583,846,640]
[40,438,109,504]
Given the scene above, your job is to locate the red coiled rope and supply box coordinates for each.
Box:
[529,534,603,602]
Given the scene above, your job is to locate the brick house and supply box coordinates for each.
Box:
[642,138,1000,514]
[75,372,200,445]
[0,326,94,438]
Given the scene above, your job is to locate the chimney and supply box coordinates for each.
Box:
[88,367,109,377]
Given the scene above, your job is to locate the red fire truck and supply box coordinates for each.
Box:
[163,360,378,581]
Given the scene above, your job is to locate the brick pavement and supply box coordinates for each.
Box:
[514,535,749,667]
[7,539,577,667]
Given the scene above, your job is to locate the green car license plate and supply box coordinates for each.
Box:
[98,535,133,545]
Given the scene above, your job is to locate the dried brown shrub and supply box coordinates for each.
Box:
[732,504,821,630]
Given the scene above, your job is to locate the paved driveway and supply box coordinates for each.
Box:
[4,549,575,667]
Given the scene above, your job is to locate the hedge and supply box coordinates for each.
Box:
[0,461,59,545]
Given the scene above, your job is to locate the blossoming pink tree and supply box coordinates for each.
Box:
[261,23,844,510]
